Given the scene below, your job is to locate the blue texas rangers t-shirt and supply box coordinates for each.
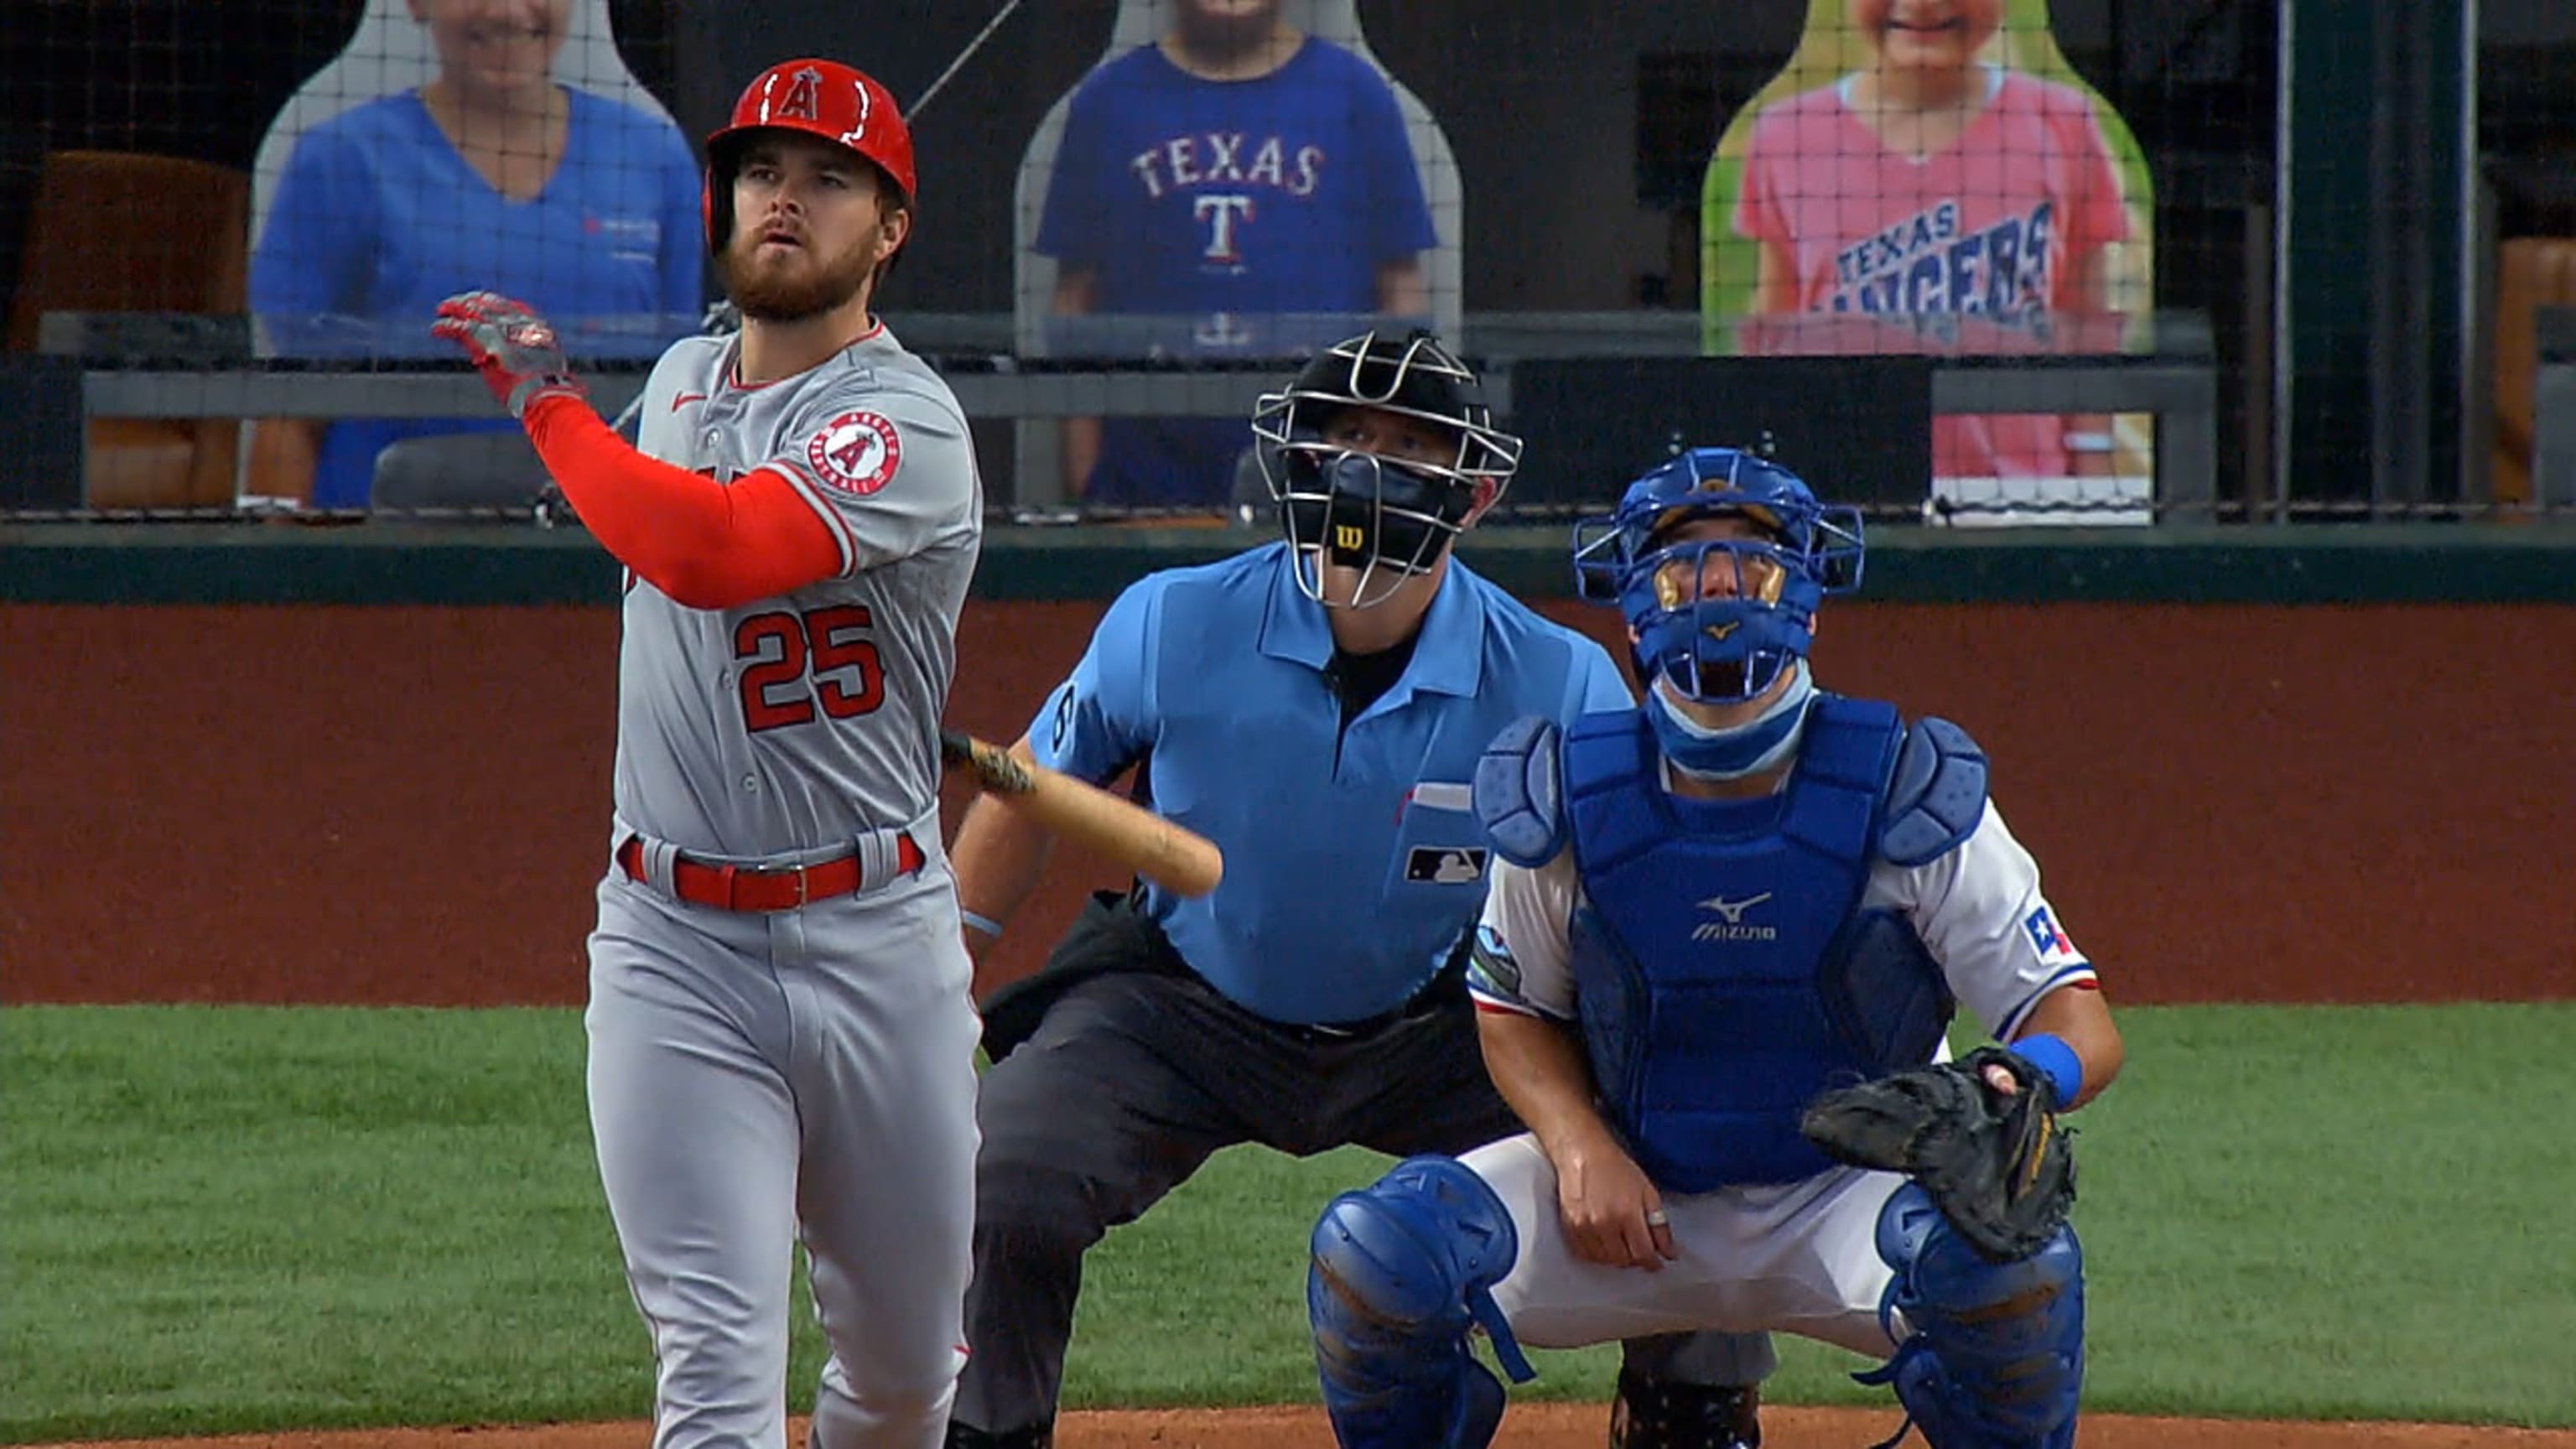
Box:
[1035,39,1438,506]
[251,87,704,507]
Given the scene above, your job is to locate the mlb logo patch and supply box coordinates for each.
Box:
[2023,906,2085,965]
[1405,847,1488,885]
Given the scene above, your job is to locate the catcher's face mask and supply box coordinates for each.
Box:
[1573,446,1863,704]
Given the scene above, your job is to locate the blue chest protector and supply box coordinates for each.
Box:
[1476,694,1986,1194]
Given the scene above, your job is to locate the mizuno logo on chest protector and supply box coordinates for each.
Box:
[1693,891,1778,942]
[1699,891,1771,922]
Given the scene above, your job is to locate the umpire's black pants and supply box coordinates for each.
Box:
[950,896,1775,1436]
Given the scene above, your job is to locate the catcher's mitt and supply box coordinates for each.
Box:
[1799,1046,2075,1262]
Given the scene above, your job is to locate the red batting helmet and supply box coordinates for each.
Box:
[703,59,915,252]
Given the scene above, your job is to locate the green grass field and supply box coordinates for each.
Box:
[5,1003,2573,1444]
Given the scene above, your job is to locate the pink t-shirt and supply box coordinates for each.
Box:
[1733,68,2130,478]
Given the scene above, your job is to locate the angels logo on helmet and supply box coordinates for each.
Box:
[702,59,916,254]
[773,65,823,123]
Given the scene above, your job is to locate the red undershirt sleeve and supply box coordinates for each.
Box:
[522,393,846,610]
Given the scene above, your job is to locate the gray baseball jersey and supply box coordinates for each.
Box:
[587,319,986,1449]
[618,323,981,854]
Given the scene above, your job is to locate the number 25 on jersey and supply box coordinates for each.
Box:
[735,605,885,732]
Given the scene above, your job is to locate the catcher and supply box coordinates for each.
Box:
[1302,446,2125,1449]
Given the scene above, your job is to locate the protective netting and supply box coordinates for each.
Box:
[3,2,2568,526]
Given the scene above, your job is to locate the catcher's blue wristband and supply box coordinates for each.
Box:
[2014,1033,2085,1108]
[960,910,1005,940]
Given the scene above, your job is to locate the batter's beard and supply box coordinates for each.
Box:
[719,235,877,323]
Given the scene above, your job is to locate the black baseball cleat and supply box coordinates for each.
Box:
[943,1423,1052,1449]
[1607,1370,1763,1449]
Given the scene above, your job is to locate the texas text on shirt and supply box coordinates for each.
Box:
[1034,39,1438,505]
[609,325,983,857]
[1469,794,2099,1042]
[1024,541,1633,1026]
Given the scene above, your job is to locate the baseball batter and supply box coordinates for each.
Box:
[1303,448,2126,1449]
[432,59,984,1449]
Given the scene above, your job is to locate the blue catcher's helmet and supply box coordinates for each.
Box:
[1572,446,1864,704]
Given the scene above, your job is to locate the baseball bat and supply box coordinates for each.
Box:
[939,730,1224,899]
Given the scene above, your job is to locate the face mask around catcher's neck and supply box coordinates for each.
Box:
[1649,659,1815,783]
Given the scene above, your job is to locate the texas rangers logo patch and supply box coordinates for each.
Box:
[1469,922,1523,998]
[2023,905,2085,966]
[806,410,901,496]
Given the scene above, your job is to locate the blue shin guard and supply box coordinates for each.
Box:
[1308,1156,1535,1449]
[1858,1182,2085,1449]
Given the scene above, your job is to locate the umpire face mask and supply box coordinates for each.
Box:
[1251,331,1523,609]
[1278,448,1482,610]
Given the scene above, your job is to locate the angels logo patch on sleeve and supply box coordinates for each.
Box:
[805,410,902,496]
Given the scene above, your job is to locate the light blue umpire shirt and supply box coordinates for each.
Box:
[1024,541,1633,1026]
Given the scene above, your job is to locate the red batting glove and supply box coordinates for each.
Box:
[430,291,589,420]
